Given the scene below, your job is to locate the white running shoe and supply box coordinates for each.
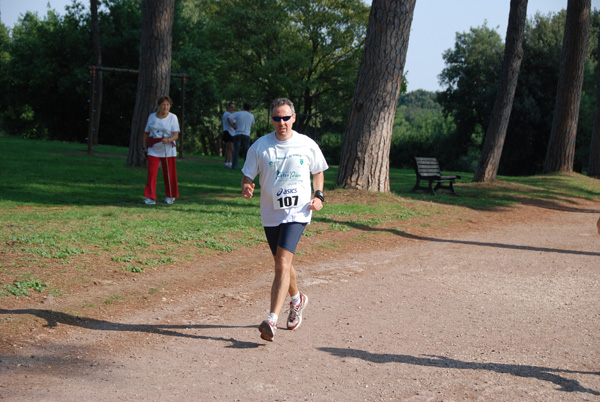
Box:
[164,197,174,204]
[287,293,308,330]
[144,198,156,205]
[258,318,277,342]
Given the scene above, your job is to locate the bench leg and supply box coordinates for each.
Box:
[428,181,436,196]
[432,181,458,195]
[449,182,456,195]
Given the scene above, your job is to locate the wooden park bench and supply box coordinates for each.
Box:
[411,157,461,195]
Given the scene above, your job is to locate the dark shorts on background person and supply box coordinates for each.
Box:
[223,130,233,142]
[264,222,307,255]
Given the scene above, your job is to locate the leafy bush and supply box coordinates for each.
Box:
[390,103,457,169]
[318,132,344,166]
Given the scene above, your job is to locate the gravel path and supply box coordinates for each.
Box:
[1,201,599,401]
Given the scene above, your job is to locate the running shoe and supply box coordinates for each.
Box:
[258,318,277,342]
[144,198,156,205]
[287,293,308,330]
[164,197,174,204]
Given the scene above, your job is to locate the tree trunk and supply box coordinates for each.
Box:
[543,0,591,174]
[473,0,528,182]
[336,0,416,192]
[589,27,600,178]
[90,0,102,146]
[127,0,175,167]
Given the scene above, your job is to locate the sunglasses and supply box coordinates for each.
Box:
[271,115,293,122]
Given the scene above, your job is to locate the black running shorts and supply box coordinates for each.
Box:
[263,222,307,255]
[222,130,233,143]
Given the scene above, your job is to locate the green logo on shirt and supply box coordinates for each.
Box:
[276,170,302,179]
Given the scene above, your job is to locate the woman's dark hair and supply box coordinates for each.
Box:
[157,96,173,106]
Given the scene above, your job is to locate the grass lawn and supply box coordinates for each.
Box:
[1,136,599,300]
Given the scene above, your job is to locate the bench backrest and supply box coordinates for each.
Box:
[414,157,441,177]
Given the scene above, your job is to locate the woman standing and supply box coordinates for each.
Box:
[143,96,180,205]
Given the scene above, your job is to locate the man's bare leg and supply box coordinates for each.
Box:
[270,246,298,316]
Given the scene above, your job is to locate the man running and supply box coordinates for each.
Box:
[240,98,328,342]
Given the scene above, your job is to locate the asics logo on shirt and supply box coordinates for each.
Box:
[276,188,298,196]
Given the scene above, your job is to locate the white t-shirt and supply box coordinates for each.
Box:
[222,111,235,135]
[231,110,255,136]
[242,131,329,227]
[145,112,180,158]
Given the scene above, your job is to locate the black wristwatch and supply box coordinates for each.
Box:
[314,190,324,202]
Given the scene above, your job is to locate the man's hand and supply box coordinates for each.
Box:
[242,181,255,199]
[308,198,323,211]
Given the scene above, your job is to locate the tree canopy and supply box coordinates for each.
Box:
[0,1,598,178]
[0,0,369,154]
[438,10,599,175]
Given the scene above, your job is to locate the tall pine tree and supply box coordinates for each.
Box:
[127,0,176,167]
[543,0,591,173]
[337,0,416,191]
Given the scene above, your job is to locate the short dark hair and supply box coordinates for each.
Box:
[270,98,295,115]
[227,102,235,108]
[243,102,251,111]
[157,96,173,106]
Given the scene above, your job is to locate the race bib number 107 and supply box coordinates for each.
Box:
[273,187,300,210]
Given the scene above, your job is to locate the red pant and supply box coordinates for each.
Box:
[144,155,178,199]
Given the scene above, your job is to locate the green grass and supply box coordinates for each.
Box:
[389,167,599,209]
[1,279,48,297]
[0,136,598,296]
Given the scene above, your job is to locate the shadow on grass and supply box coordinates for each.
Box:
[396,173,600,212]
[4,136,599,214]
[513,196,600,214]
[314,217,600,257]
[319,347,600,395]
[0,309,262,349]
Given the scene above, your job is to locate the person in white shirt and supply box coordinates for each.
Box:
[142,96,180,205]
[231,102,255,169]
[241,98,328,342]
[222,102,237,168]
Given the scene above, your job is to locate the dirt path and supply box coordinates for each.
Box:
[1,200,599,401]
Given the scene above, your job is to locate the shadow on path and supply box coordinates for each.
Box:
[319,347,600,395]
[0,309,261,349]
[390,230,600,257]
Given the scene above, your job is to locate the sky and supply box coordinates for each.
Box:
[1,0,599,92]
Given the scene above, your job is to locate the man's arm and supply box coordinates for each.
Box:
[308,171,325,211]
